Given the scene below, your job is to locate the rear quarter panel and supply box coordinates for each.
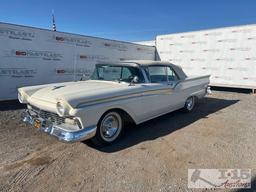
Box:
[175,75,210,103]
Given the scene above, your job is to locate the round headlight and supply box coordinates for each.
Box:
[56,102,66,117]
[18,92,24,103]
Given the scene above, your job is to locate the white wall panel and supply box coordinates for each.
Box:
[156,24,256,89]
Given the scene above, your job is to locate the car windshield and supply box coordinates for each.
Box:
[91,64,144,83]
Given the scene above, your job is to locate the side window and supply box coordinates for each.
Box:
[148,66,167,83]
[103,66,122,80]
[98,67,104,79]
[121,67,132,80]
[167,67,179,81]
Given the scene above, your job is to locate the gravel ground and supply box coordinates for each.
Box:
[0,91,255,192]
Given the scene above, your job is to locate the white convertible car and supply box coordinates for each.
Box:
[18,60,210,145]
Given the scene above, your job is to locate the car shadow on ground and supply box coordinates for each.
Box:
[86,97,239,152]
[0,100,26,111]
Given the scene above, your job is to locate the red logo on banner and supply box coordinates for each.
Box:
[80,55,88,59]
[56,69,65,74]
[56,36,65,41]
[104,43,111,47]
[16,51,27,56]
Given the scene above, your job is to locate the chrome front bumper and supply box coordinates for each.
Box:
[22,110,97,142]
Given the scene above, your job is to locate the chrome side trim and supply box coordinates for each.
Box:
[77,87,173,108]
[22,110,96,142]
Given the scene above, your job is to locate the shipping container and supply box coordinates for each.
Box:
[156,24,256,91]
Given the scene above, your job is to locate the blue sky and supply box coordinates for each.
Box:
[1,0,256,41]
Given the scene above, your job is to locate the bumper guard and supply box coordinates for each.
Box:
[21,110,97,142]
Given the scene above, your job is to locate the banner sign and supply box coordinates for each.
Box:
[0,22,155,100]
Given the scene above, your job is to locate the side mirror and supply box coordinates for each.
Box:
[129,76,139,86]
[80,73,86,81]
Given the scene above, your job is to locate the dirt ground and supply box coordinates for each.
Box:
[0,91,255,192]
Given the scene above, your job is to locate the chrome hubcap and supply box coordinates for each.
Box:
[186,97,194,110]
[100,112,122,142]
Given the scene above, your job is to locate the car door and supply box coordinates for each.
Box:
[166,66,185,109]
[139,65,178,121]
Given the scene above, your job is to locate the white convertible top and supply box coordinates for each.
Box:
[97,60,188,80]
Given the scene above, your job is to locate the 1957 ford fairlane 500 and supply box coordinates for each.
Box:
[18,60,210,145]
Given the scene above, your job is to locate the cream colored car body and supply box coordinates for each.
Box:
[19,60,210,142]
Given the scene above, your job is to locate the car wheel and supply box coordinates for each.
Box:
[91,111,123,146]
[183,96,195,112]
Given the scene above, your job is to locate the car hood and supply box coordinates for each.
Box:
[29,80,143,108]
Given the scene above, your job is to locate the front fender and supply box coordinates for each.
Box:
[72,100,139,129]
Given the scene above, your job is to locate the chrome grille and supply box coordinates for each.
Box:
[29,105,65,125]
